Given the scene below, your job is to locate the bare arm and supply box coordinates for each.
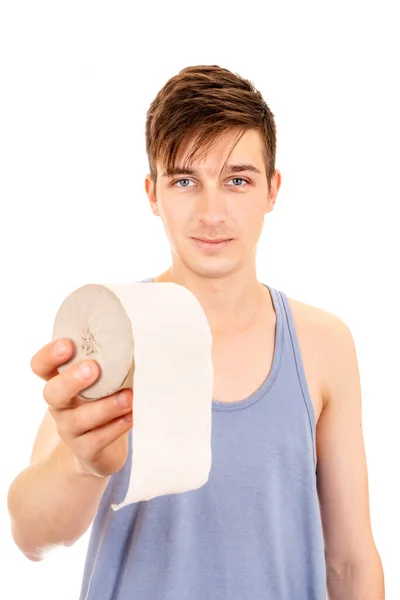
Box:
[316,316,385,599]
[7,410,109,561]
[7,339,133,561]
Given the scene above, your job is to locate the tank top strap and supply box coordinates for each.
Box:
[272,287,317,468]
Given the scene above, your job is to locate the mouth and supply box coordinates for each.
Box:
[190,237,234,251]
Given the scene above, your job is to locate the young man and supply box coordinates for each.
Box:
[7,65,384,599]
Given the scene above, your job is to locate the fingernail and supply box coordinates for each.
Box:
[78,363,92,380]
[116,391,131,408]
[53,341,67,357]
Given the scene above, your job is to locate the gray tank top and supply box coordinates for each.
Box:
[79,282,327,599]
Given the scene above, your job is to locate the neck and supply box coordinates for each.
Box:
[153,264,270,335]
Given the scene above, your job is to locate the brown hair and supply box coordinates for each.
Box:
[145,65,277,192]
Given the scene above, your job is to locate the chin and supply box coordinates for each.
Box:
[179,257,241,280]
[171,239,249,279]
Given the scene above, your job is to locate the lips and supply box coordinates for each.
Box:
[190,237,233,251]
[193,238,231,243]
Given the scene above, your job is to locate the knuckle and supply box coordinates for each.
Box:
[31,343,56,378]
[30,351,45,376]
[30,355,37,374]
[43,380,63,407]
[43,374,75,409]
[42,381,54,406]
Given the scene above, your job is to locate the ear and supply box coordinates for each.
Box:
[265,169,281,213]
[144,174,160,216]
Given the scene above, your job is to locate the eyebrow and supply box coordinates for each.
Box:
[161,163,263,178]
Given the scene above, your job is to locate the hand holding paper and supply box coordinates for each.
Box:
[36,337,134,478]
[51,282,214,509]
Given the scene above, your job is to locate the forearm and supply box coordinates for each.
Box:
[327,553,385,599]
[7,441,109,561]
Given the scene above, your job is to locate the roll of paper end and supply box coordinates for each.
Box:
[53,283,135,400]
[52,281,214,509]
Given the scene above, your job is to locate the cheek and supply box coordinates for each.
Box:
[237,205,266,230]
[159,202,190,234]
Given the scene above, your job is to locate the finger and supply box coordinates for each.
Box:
[31,338,74,382]
[57,389,133,438]
[75,413,133,461]
[43,359,100,410]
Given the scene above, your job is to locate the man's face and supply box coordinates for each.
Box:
[145,128,280,279]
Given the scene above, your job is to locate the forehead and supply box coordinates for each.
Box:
[159,128,265,177]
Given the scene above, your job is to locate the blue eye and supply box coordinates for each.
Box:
[172,177,249,188]
[230,177,247,186]
[175,179,193,188]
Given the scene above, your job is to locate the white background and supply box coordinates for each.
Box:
[1,1,398,598]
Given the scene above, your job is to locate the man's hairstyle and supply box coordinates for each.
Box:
[145,65,277,192]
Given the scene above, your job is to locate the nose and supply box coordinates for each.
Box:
[196,188,227,226]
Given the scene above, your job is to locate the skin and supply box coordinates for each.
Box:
[145,128,280,334]
[30,345,133,477]
[144,127,385,598]
[8,126,384,597]
[7,343,134,560]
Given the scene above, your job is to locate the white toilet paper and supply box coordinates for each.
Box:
[52,282,214,510]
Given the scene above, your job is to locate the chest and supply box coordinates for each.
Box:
[211,301,324,424]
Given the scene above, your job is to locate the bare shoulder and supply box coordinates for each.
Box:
[286,293,346,328]
[286,293,353,347]
[284,294,356,418]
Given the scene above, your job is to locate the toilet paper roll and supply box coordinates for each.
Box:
[52,282,214,510]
